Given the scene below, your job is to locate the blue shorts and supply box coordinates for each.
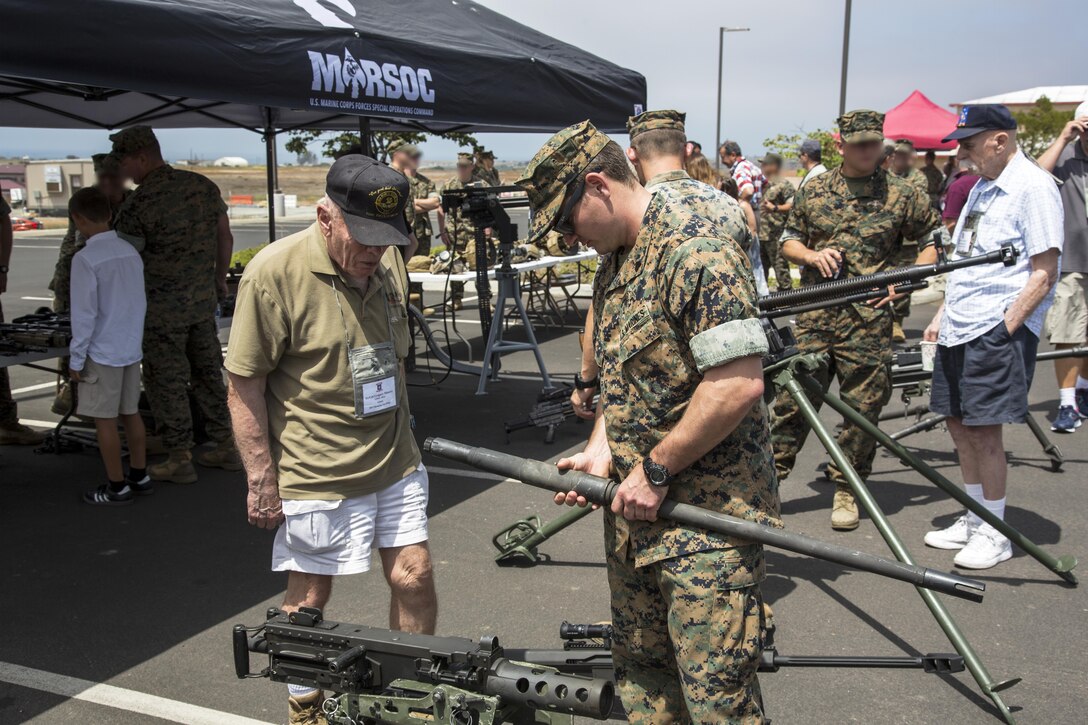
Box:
[930,320,1038,426]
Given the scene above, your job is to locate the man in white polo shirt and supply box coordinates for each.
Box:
[923,104,1063,569]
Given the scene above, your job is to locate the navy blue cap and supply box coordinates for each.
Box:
[943,104,1017,143]
[325,155,410,247]
[799,139,821,157]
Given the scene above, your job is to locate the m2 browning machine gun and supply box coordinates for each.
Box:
[234,607,615,725]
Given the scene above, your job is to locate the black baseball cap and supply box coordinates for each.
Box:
[325,155,410,247]
[943,104,1017,143]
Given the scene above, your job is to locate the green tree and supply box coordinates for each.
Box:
[285,129,480,163]
[1012,96,1074,157]
[762,128,842,173]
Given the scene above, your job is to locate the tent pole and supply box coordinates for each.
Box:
[838,0,852,117]
[360,116,373,157]
[263,107,278,242]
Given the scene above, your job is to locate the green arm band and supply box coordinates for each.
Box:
[689,318,768,373]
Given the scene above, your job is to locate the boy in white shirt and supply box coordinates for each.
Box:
[67,187,150,505]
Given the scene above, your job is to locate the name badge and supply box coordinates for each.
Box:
[956,211,984,256]
[362,376,397,416]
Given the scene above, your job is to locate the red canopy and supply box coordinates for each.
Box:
[883,90,958,151]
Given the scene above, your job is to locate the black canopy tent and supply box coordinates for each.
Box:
[0,0,646,238]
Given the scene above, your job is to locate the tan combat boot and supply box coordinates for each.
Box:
[0,423,46,446]
[892,320,906,343]
[408,292,435,316]
[149,449,198,484]
[288,690,327,725]
[195,439,243,471]
[831,488,859,530]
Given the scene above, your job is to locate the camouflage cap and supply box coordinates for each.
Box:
[109,125,159,156]
[837,109,885,143]
[893,138,915,154]
[456,152,475,165]
[626,109,686,140]
[477,148,495,160]
[515,120,611,243]
[92,152,121,175]
[387,139,421,157]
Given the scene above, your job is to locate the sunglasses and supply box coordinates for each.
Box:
[553,179,586,236]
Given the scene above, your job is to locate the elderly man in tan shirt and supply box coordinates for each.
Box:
[225,156,436,724]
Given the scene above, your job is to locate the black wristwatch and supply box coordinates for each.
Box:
[642,456,671,487]
[574,373,599,390]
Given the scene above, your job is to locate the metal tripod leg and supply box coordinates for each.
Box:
[476,272,554,395]
[800,374,1079,585]
[1023,413,1064,472]
[777,369,1020,724]
[492,505,597,564]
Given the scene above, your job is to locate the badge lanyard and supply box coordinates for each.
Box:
[329,274,401,419]
[955,186,994,257]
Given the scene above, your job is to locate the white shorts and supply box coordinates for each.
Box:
[272,465,429,576]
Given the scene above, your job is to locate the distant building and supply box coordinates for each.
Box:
[954,86,1088,113]
[24,158,96,214]
[212,156,250,167]
[0,163,25,207]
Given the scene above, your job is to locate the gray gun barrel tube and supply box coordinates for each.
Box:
[424,438,985,603]
[488,658,614,719]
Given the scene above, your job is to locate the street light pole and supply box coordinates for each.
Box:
[715,26,750,171]
[838,0,853,117]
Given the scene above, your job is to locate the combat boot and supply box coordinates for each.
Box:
[149,450,198,484]
[0,423,46,446]
[831,488,859,530]
[892,320,906,344]
[408,292,434,316]
[288,690,327,725]
[196,439,243,471]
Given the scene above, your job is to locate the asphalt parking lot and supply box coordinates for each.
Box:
[1,217,1085,724]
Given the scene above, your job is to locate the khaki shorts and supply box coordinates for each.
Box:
[1045,272,1088,345]
[76,359,142,418]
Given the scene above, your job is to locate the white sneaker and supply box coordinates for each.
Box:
[924,513,975,550]
[954,523,1012,570]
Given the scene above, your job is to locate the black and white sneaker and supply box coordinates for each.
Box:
[83,484,134,506]
[126,474,154,496]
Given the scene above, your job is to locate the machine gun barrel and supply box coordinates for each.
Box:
[423,438,985,603]
[758,245,1017,312]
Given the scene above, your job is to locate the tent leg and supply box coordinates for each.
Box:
[265,126,277,242]
[360,116,373,157]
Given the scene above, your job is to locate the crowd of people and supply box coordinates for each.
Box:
[0,98,1084,725]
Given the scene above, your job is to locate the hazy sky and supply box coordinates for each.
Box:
[1,0,1083,164]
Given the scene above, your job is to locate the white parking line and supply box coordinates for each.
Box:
[12,381,55,395]
[21,296,55,301]
[0,661,274,725]
[13,245,61,249]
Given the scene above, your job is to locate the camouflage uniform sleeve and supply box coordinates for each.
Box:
[424,179,438,198]
[901,184,942,249]
[663,237,768,373]
[780,187,808,244]
[112,195,147,252]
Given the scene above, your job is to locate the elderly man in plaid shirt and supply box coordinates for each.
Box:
[923,105,1063,570]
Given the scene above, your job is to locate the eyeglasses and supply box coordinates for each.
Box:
[553,179,585,236]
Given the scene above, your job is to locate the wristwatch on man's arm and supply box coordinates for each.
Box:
[574,373,599,390]
[642,455,671,487]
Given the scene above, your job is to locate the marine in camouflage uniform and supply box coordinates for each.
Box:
[439,153,485,306]
[51,153,129,312]
[770,112,940,528]
[408,171,438,257]
[760,178,796,292]
[888,139,933,337]
[472,149,502,186]
[517,120,781,723]
[110,126,235,473]
[921,162,944,210]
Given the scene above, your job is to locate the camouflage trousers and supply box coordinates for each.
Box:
[891,243,918,323]
[770,310,893,486]
[605,521,767,724]
[414,231,432,259]
[142,316,232,451]
[0,297,16,425]
[449,227,483,302]
[761,230,793,292]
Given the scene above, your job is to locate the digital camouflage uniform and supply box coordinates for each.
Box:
[110,126,233,452]
[440,157,485,303]
[50,154,128,312]
[472,150,502,186]
[921,164,944,210]
[760,179,796,291]
[408,172,437,257]
[771,112,940,490]
[518,121,782,724]
[0,195,15,424]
